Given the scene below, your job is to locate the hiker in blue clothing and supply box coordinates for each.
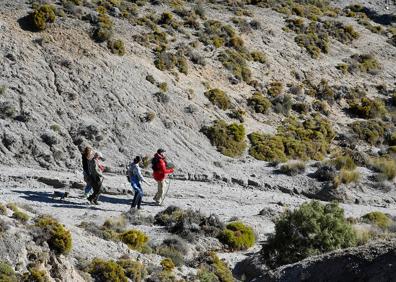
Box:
[128,156,149,210]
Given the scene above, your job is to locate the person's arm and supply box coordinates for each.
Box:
[136,166,148,183]
[160,160,174,174]
[95,160,104,178]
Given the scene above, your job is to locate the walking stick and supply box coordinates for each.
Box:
[160,178,172,205]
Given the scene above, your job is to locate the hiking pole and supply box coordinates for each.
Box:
[160,178,172,205]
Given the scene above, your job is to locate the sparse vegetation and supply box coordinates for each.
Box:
[247,93,271,114]
[348,97,387,119]
[204,89,231,110]
[261,201,357,268]
[35,215,72,255]
[346,54,381,74]
[351,120,387,145]
[0,261,17,282]
[22,267,48,282]
[108,39,126,56]
[219,221,255,251]
[267,81,283,97]
[333,169,360,187]
[160,258,175,272]
[249,115,335,162]
[154,51,188,74]
[218,49,251,83]
[117,259,146,281]
[87,259,128,282]
[197,252,233,282]
[202,120,246,157]
[12,210,30,223]
[119,229,149,251]
[331,155,356,170]
[279,161,306,176]
[0,204,7,215]
[30,4,56,31]
[370,158,396,181]
[362,212,392,229]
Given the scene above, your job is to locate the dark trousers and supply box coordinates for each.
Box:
[131,177,143,208]
[88,178,102,203]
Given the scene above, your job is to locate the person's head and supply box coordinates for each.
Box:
[94,151,104,160]
[133,156,142,164]
[157,148,166,156]
[83,146,92,158]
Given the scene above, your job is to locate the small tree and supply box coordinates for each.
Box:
[261,201,356,268]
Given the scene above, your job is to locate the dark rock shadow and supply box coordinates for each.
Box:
[17,15,37,32]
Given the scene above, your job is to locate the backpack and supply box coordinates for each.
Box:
[88,158,101,182]
[151,157,160,172]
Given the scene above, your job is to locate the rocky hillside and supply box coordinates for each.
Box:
[0,0,396,281]
[1,0,395,180]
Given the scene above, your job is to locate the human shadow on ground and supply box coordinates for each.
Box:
[98,195,131,205]
[12,190,124,212]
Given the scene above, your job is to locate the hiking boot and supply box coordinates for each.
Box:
[93,200,99,205]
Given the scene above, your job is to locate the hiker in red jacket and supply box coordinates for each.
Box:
[152,148,174,205]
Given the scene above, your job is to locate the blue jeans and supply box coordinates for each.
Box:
[131,176,144,208]
[84,172,92,196]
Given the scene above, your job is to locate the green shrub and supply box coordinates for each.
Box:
[247,93,271,114]
[12,210,29,223]
[267,81,283,97]
[348,54,380,74]
[273,95,293,116]
[6,203,18,212]
[0,261,17,282]
[358,19,383,34]
[160,258,175,272]
[370,158,396,181]
[30,4,56,31]
[389,132,396,146]
[202,120,246,157]
[88,259,127,282]
[22,267,49,282]
[158,82,168,93]
[117,259,146,282]
[228,108,245,122]
[279,161,306,176]
[92,14,113,42]
[249,115,335,162]
[146,74,156,84]
[250,51,266,63]
[218,49,251,83]
[261,201,357,268]
[197,252,233,282]
[336,63,349,74]
[331,156,356,170]
[157,246,183,267]
[204,89,231,110]
[333,169,360,187]
[119,229,149,251]
[35,216,72,255]
[348,97,387,119]
[154,51,188,74]
[219,221,255,251]
[0,204,7,215]
[351,120,386,145]
[108,39,125,56]
[362,212,392,229]
[199,20,236,49]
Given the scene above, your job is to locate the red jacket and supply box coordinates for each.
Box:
[153,153,174,181]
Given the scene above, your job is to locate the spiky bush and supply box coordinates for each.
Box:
[331,156,356,170]
[351,120,387,145]
[267,81,283,97]
[30,4,56,31]
[108,39,125,56]
[117,259,146,282]
[202,120,246,157]
[362,212,392,229]
[218,49,251,83]
[279,161,306,176]
[261,201,357,268]
[22,267,48,282]
[250,51,267,63]
[247,93,271,114]
[370,158,396,181]
[119,229,149,251]
[333,169,360,187]
[347,54,381,74]
[92,14,113,42]
[348,97,387,119]
[204,89,231,110]
[12,210,30,223]
[87,259,127,282]
[35,216,72,255]
[160,258,175,272]
[196,252,233,282]
[219,221,255,251]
